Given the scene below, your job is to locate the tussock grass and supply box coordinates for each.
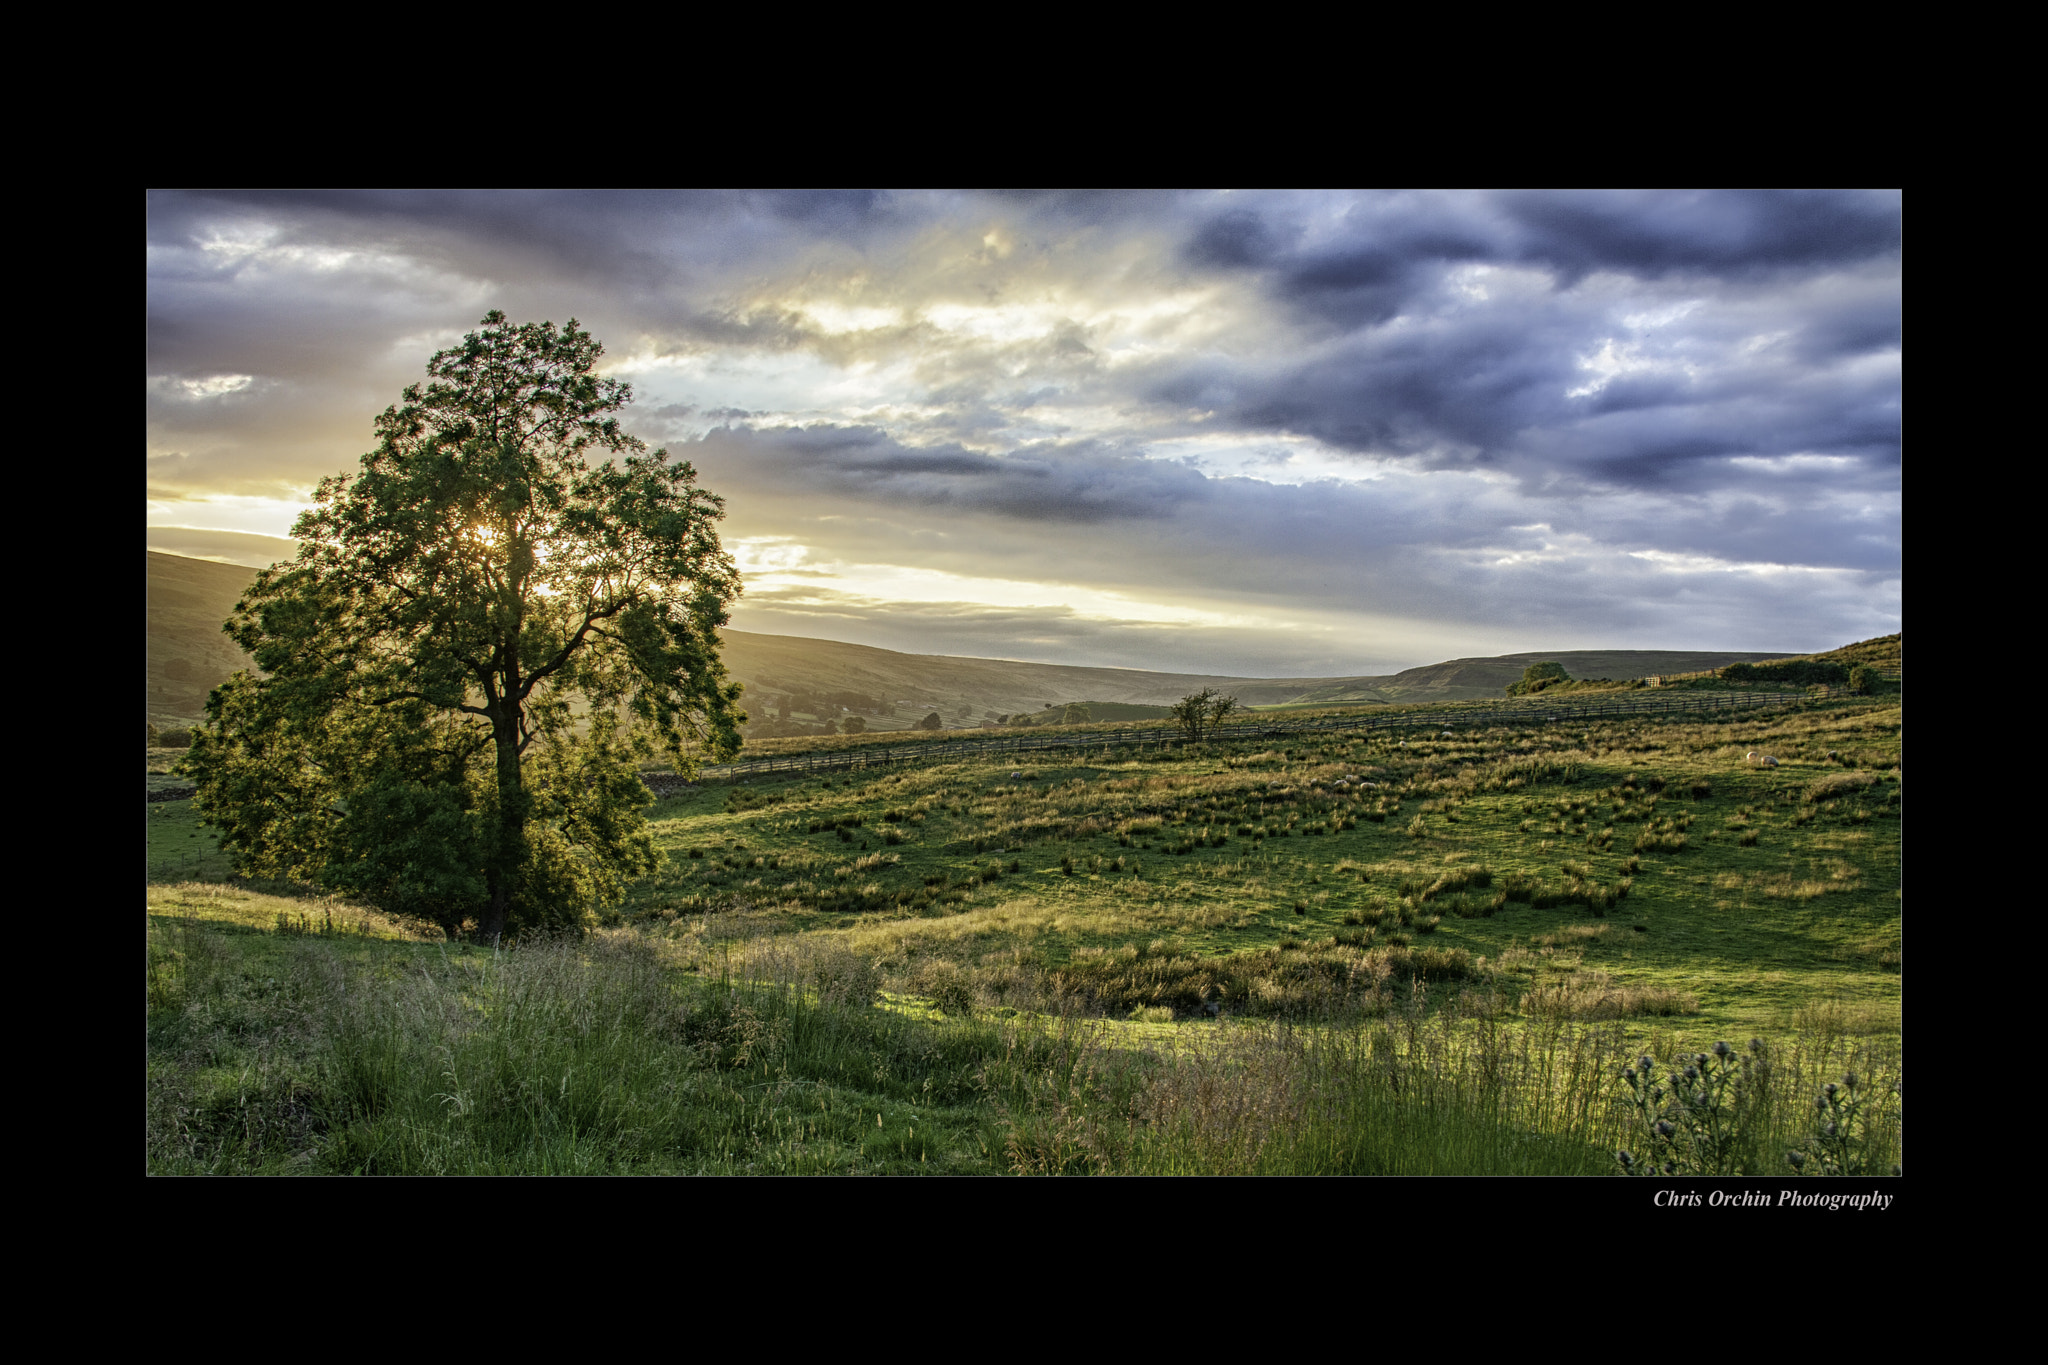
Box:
[1521,971,1700,1020]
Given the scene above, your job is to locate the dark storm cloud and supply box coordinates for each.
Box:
[1159,191,1899,492]
[688,425,1208,524]
[1495,190,1901,282]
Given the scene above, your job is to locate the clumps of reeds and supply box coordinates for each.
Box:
[1790,997,1901,1037]
[1395,865,1495,904]
[1804,772,1878,804]
[1633,819,1690,854]
[1497,869,1626,914]
[1524,973,1697,1021]
[1535,923,1611,947]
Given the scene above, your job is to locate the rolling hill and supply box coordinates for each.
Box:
[145,551,1820,729]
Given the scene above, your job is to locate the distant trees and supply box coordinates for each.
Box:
[918,711,943,731]
[843,715,866,734]
[1062,703,1091,725]
[1169,689,1237,742]
[1507,662,1570,696]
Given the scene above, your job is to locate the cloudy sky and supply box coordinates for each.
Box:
[146,190,1900,677]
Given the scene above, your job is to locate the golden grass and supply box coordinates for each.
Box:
[146,882,438,941]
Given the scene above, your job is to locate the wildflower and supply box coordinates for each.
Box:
[1787,1151,1805,1170]
[1713,1040,1731,1058]
[1824,1081,1839,1097]
[1618,1150,1635,1169]
[1654,1120,1676,1139]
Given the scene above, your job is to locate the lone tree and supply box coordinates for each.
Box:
[1169,688,1237,742]
[186,312,745,942]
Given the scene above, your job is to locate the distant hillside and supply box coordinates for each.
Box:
[144,550,1861,730]
[1284,649,1803,706]
[1785,634,1901,670]
[147,552,261,723]
[715,629,1353,726]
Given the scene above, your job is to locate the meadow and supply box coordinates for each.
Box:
[146,693,1901,1176]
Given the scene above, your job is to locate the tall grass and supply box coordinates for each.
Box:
[147,916,1898,1175]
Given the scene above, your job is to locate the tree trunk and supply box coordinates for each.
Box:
[478,701,526,945]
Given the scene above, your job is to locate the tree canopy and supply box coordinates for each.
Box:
[186,312,745,942]
[1169,688,1237,742]
[1506,661,1570,696]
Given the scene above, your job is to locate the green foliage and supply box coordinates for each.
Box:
[155,727,192,748]
[1061,703,1091,725]
[1506,661,1571,696]
[918,712,943,731]
[1721,660,1851,687]
[1848,664,1876,694]
[843,715,866,735]
[184,312,741,942]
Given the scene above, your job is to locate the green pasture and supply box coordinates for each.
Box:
[146,696,1900,1175]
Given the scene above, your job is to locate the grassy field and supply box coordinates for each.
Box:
[147,693,1901,1176]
